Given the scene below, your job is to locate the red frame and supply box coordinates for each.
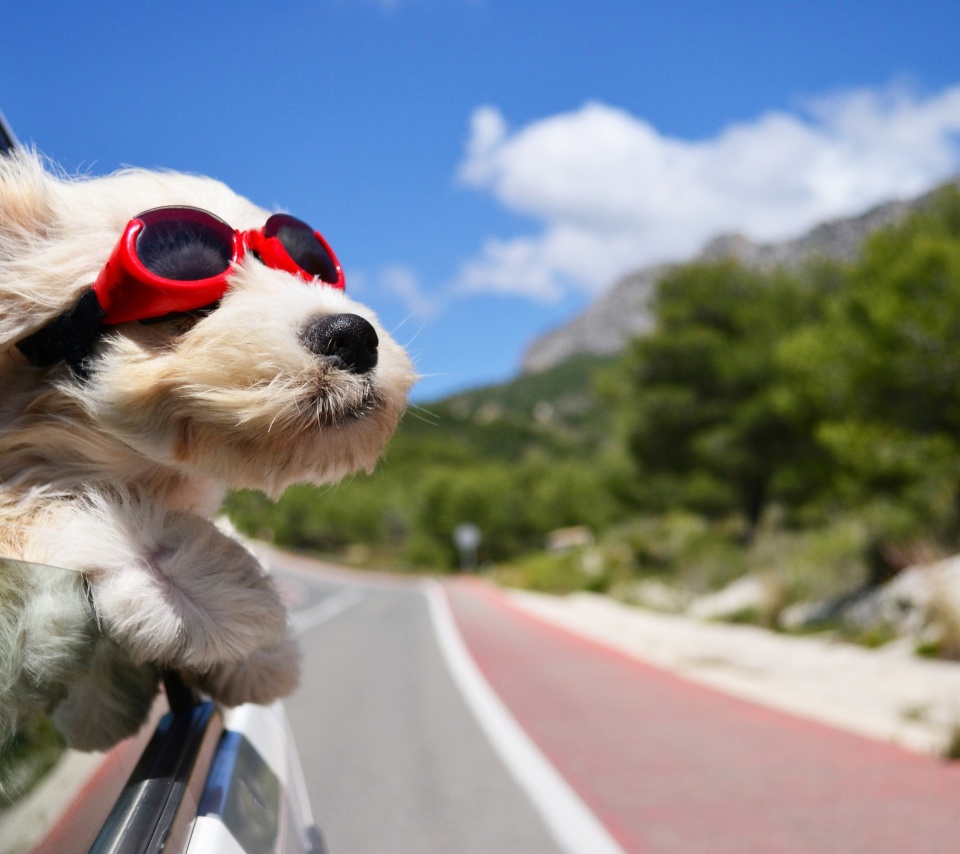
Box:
[246,214,345,291]
[92,208,345,326]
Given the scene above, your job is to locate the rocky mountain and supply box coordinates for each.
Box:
[522,182,958,374]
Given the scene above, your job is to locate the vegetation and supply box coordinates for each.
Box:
[0,714,65,805]
[227,352,629,569]
[608,259,834,535]
[227,186,960,621]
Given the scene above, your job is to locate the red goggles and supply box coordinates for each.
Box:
[94,206,345,325]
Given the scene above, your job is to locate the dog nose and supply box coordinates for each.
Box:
[301,313,379,374]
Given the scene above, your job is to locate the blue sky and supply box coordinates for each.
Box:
[3,1,960,400]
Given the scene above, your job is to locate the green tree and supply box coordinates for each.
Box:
[616,259,828,535]
[404,464,537,568]
[780,187,960,568]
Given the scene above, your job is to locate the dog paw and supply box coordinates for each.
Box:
[183,634,301,707]
[52,638,159,751]
[42,497,289,671]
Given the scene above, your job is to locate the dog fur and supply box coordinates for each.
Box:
[0,151,416,750]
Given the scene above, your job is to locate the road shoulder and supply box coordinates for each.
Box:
[504,587,960,756]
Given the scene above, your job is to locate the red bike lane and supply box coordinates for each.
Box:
[443,577,960,854]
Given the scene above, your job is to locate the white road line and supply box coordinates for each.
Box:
[291,586,365,633]
[422,580,626,854]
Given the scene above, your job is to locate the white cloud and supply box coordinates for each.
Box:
[456,84,960,301]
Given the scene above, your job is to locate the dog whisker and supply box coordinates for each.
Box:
[393,314,428,349]
[405,404,440,427]
[390,312,418,336]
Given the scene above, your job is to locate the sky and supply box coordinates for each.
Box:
[3,1,960,400]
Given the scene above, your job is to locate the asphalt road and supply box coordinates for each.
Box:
[445,578,960,853]
[264,549,565,854]
[264,548,960,854]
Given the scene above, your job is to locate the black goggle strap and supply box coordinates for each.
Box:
[16,289,106,378]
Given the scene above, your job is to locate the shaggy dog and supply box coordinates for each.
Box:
[0,151,415,750]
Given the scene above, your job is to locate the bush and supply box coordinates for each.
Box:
[491,550,610,595]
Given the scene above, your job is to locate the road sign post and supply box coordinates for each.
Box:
[452,523,482,572]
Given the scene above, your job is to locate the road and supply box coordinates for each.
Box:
[265,549,566,854]
[263,548,960,854]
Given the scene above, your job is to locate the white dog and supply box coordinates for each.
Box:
[0,151,415,750]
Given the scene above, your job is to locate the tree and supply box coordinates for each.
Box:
[616,259,828,536]
[779,187,960,567]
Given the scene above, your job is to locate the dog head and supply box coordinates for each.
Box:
[0,152,416,498]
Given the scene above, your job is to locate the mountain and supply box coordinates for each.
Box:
[410,352,618,461]
[522,182,958,374]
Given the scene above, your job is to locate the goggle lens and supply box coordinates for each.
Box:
[264,213,341,286]
[135,208,235,282]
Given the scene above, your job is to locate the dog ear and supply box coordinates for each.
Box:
[0,150,96,353]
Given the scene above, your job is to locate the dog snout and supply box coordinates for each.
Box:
[301,313,379,374]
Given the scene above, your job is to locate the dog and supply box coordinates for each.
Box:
[0,150,415,750]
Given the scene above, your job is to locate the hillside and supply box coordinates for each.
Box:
[226,351,622,564]
[417,352,617,456]
[227,183,960,597]
[522,181,958,373]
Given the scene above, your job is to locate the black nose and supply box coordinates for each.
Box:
[301,313,379,374]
